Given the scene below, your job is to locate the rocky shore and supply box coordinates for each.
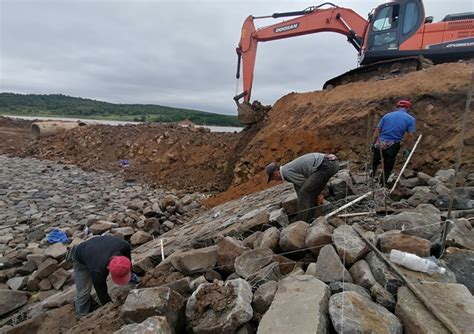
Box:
[1,154,473,333]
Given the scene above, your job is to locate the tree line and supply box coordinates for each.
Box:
[0,93,242,127]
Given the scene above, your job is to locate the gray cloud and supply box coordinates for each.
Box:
[0,0,471,115]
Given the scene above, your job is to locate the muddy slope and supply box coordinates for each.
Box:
[206,63,473,206]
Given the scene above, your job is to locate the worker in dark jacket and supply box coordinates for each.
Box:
[266,152,339,222]
[69,235,132,315]
[371,99,416,185]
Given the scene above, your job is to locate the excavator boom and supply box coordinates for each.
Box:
[235,4,367,111]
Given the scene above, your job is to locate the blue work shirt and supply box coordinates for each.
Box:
[378,108,416,142]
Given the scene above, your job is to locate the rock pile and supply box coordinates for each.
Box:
[0,157,202,329]
[1,163,473,333]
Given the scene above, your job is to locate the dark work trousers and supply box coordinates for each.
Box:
[294,158,339,222]
[68,246,93,315]
[371,142,401,185]
[73,259,93,315]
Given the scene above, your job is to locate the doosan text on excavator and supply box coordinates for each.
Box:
[234,0,474,124]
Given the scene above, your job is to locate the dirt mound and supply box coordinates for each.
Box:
[19,123,245,192]
[206,63,474,206]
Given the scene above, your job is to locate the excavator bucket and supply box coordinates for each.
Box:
[237,101,271,125]
[237,101,265,125]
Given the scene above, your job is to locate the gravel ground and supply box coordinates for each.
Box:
[0,155,166,249]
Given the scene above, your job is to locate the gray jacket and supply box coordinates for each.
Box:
[281,153,325,187]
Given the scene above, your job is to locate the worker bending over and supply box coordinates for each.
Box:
[67,235,134,315]
[371,99,416,185]
[266,152,339,222]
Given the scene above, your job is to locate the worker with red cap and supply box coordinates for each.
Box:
[68,235,134,315]
[370,99,416,185]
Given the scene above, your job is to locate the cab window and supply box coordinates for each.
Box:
[403,2,419,34]
[372,5,400,31]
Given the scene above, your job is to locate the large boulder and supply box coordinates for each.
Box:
[379,212,441,240]
[279,221,309,252]
[49,268,71,290]
[170,246,218,275]
[252,281,278,315]
[396,283,474,334]
[332,225,369,265]
[89,220,118,235]
[36,257,59,280]
[6,276,28,290]
[235,248,274,280]
[216,237,248,274]
[377,231,431,257]
[247,262,281,287]
[114,316,172,334]
[111,227,135,239]
[348,260,377,289]
[445,219,474,250]
[44,242,68,260]
[329,291,402,333]
[328,170,355,200]
[370,282,396,312]
[328,282,371,300]
[258,275,330,334]
[305,219,333,256]
[281,193,298,215]
[256,227,280,251]
[366,251,402,295]
[313,245,352,284]
[406,187,437,207]
[269,208,289,228]
[130,231,153,246]
[443,247,474,294]
[222,211,270,238]
[186,279,253,334]
[0,289,28,316]
[159,195,180,211]
[435,187,474,210]
[121,287,186,333]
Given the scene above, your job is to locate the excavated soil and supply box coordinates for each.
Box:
[207,62,474,206]
[189,283,236,327]
[1,63,472,204]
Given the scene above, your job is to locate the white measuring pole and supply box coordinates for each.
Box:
[325,191,373,218]
[389,134,422,194]
[160,239,165,261]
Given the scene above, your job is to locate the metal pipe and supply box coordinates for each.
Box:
[389,134,423,194]
[31,121,84,139]
[325,191,372,218]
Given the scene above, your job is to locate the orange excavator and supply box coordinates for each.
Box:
[234,0,474,124]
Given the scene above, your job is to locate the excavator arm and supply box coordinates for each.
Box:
[234,3,368,124]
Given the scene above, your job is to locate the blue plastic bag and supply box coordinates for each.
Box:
[47,229,69,244]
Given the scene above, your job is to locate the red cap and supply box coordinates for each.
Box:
[396,99,411,109]
[108,256,131,285]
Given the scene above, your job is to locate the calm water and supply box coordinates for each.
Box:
[5,115,243,133]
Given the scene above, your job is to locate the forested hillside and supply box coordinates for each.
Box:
[0,93,241,126]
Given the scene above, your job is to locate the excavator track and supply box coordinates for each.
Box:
[323,56,434,89]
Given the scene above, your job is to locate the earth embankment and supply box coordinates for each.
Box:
[1,63,472,203]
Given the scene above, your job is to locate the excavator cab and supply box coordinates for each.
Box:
[362,0,425,64]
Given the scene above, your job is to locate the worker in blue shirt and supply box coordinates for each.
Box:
[370,100,416,185]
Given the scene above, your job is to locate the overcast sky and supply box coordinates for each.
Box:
[0,0,471,115]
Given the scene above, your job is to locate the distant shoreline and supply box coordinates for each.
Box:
[2,114,244,133]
